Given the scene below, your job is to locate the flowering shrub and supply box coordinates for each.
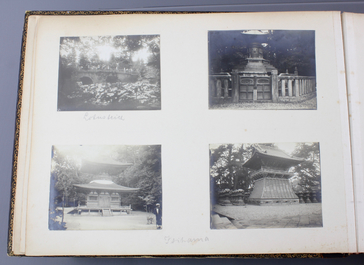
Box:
[70,80,160,108]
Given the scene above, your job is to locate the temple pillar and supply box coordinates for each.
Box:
[281,79,286,97]
[216,79,222,98]
[313,78,316,92]
[308,79,312,93]
[295,79,300,97]
[307,79,311,93]
[253,89,258,101]
[231,73,240,103]
[304,80,307,94]
[210,79,216,97]
[223,79,229,98]
[271,70,278,102]
[288,79,293,97]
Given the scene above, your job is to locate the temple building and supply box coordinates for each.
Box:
[210,42,316,104]
[73,158,139,216]
[232,42,278,101]
[74,179,139,215]
[242,145,303,205]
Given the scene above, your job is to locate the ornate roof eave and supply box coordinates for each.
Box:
[73,182,139,192]
[248,169,294,180]
[242,147,304,170]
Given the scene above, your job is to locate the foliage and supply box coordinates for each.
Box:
[50,145,162,213]
[210,144,254,191]
[59,35,160,77]
[48,172,67,230]
[290,143,321,192]
[113,145,162,210]
[50,147,92,207]
[210,143,321,196]
[209,30,315,76]
[69,80,161,109]
[58,35,161,110]
[265,30,316,76]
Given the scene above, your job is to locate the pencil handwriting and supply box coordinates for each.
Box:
[83,112,124,121]
[164,236,209,245]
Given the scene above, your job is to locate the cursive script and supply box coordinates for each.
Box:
[164,236,209,245]
[83,112,124,121]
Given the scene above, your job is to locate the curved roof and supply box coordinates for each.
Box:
[243,145,304,170]
[80,158,133,175]
[73,180,139,192]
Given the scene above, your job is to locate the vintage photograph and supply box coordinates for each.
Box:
[208,30,316,110]
[57,35,161,111]
[210,143,322,229]
[49,145,162,230]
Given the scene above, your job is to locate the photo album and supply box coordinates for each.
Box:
[8,11,364,256]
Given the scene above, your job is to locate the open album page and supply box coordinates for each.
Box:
[16,12,356,255]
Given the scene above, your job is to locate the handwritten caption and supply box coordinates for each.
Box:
[83,112,124,121]
[164,236,209,245]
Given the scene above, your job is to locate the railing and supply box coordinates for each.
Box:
[76,68,137,74]
[75,204,132,216]
[209,71,316,103]
[278,76,316,98]
[209,73,232,98]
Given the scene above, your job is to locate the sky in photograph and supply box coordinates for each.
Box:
[60,35,155,64]
[209,142,304,156]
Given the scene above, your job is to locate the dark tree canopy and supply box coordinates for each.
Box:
[50,145,162,212]
[59,35,160,80]
[209,30,316,76]
[290,142,321,192]
[210,143,321,194]
[210,144,254,191]
[57,35,161,111]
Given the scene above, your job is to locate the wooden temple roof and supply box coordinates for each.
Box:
[74,180,139,192]
[80,158,133,175]
[243,145,304,170]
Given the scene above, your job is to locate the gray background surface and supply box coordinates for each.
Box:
[2,1,364,264]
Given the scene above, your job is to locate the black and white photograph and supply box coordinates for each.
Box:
[49,145,162,230]
[57,35,161,111]
[210,143,322,229]
[208,30,316,110]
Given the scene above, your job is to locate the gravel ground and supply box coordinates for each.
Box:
[62,208,158,230]
[210,97,317,110]
[213,203,323,229]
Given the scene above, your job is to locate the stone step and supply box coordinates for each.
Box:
[102,209,112,216]
[212,214,237,229]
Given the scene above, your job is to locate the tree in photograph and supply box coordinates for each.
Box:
[113,145,162,211]
[265,30,316,76]
[49,146,82,230]
[50,147,97,208]
[291,142,321,192]
[210,144,254,191]
[58,35,161,110]
[209,30,315,76]
[79,53,91,70]
[208,31,244,73]
[113,35,160,80]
